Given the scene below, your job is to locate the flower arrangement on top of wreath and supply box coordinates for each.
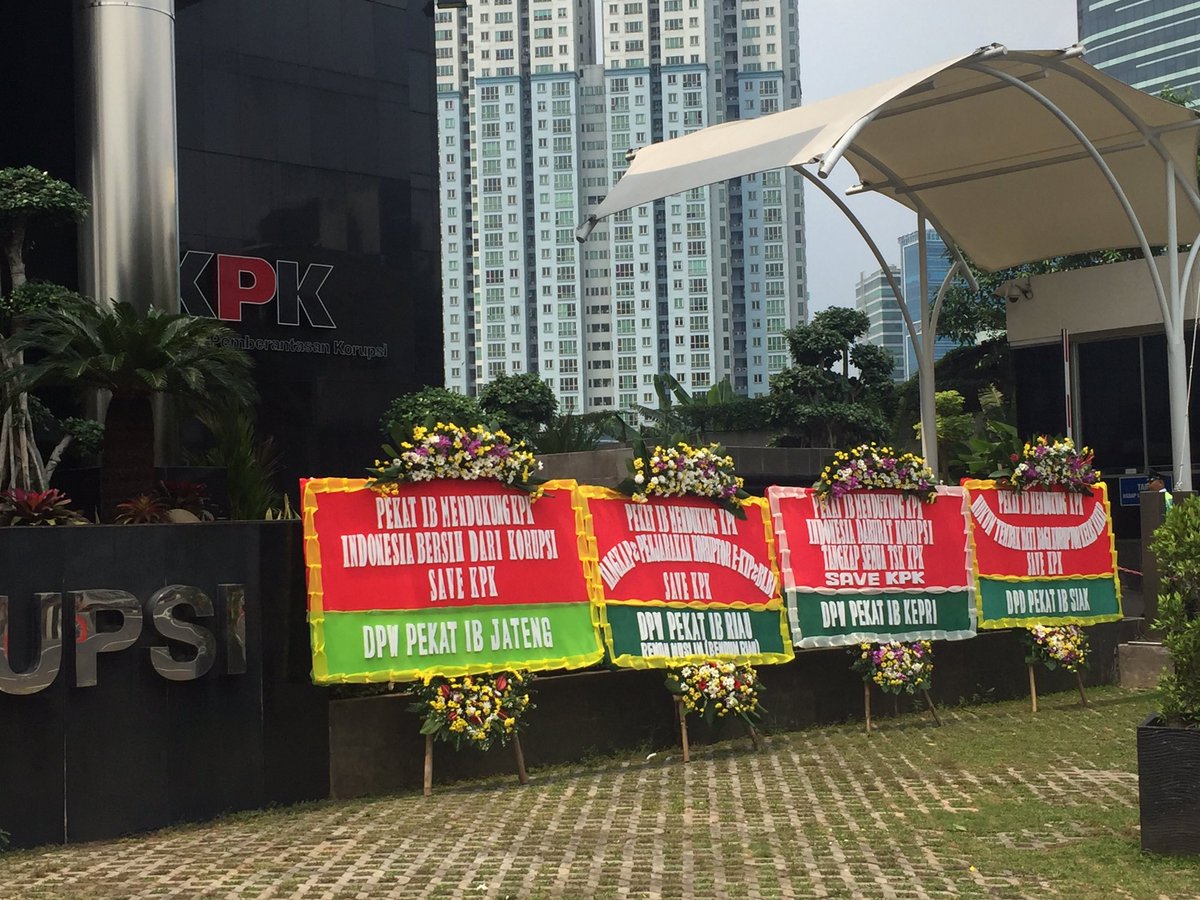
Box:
[850,640,934,695]
[410,671,534,751]
[814,443,937,503]
[664,661,764,727]
[368,422,542,494]
[617,439,749,517]
[1003,436,1099,494]
[1024,625,1090,673]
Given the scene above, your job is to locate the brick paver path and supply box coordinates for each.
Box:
[0,690,1174,899]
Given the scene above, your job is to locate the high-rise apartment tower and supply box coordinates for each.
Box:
[436,0,807,414]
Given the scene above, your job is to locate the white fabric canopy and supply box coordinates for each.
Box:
[581,46,1200,272]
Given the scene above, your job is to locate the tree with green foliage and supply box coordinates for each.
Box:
[893,337,1013,441]
[911,386,1017,482]
[380,387,485,441]
[478,372,557,446]
[769,307,895,448]
[1,299,257,519]
[0,166,90,491]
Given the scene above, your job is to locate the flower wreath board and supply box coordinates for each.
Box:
[768,485,976,648]
[302,477,604,683]
[963,479,1121,628]
[578,487,793,669]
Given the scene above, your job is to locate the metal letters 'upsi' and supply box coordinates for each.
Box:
[146,585,217,681]
[72,589,144,688]
[0,593,63,695]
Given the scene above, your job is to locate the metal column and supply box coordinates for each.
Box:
[74,0,179,314]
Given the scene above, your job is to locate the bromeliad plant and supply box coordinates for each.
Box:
[665,662,763,728]
[850,641,934,695]
[618,440,748,516]
[410,671,534,751]
[814,443,937,502]
[0,487,87,526]
[368,422,542,492]
[1004,436,1099,494]
[1025,625,1090,673]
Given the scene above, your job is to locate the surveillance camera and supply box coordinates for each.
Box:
[996,279,1032,303]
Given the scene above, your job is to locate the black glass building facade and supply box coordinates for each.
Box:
[1,0,443,487]
[1079,0,1200,99]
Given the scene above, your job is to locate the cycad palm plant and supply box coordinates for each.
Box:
[2,299,256,518]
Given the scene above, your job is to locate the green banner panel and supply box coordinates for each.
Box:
[977,577,1121,628]
[314,602,600,682]
[788,590,974,648]
[604,603,790,667]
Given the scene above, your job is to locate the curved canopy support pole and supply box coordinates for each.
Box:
[963,64,1168,318]
[969,60,1190,489]
[797,168,920,352]
[1004,52,1200,217]
[1184,231,1200,403]
[1166,162,1193,490]
[849,145,980,296]
[841,146,979,473]
[910,229,965,476]
[917,222,939,475]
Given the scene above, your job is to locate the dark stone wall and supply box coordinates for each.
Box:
[328,621,1132,798]
[0,522,328,848]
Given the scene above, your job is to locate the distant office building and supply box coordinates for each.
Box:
[900,230,959,378]
[1079,1,1200,100]
[855,266,905,382]
[435,0,808,414]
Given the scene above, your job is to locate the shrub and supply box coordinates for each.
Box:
[1150,495,1200,726]
[478,373,556,445]
[380,387,483,439]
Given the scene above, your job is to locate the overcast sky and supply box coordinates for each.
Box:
[797,0,1079,313]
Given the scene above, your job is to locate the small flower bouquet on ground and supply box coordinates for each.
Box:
[1025,625,1089,673]
[410,671,534,751]
[814,443,937,502]
[665,661,763,728]
[849,641,942,732]
[368,422,541,492]
[1023,625,1090,710]
[1005,436,1099,494]
[850,641,934,695]
[619,441,748,516]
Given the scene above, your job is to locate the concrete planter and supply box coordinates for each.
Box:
[1138,714,1200,856]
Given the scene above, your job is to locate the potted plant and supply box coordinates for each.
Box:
[1140,494,1200,855]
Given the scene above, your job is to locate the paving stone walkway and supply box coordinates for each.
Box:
[0,690,1183,899]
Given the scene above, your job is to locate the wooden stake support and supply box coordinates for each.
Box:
[423,730,530,796]
[1075,671,1088,707]
[922,688,943,727]
[1028,663,1039,713]
[423,733,434,797]
[747,723,762,751]
[512,732,529,784]
[675,697,691,763]
[864,681,872,735]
